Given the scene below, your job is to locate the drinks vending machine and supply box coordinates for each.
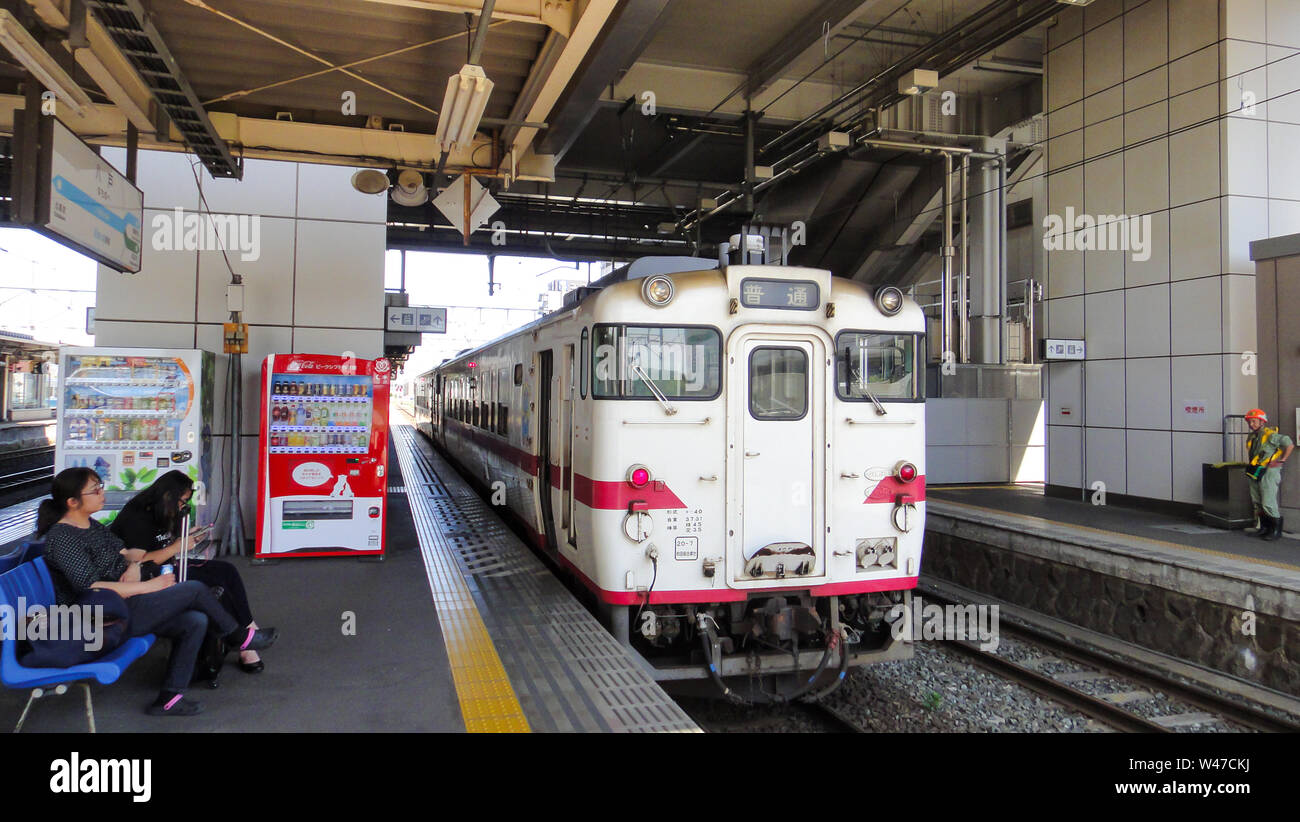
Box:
[255,353,390,558]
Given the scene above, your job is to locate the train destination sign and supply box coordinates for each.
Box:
[739,278,820,311]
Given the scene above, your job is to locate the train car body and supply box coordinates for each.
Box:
[413,256,925,698]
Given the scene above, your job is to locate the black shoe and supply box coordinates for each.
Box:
[1258,514,1274,538]
[1265,516,1284,541]
[227,626,278,652]
[239,659,265,674]
[146,694,203,716]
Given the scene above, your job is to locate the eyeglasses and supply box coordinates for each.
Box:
[81,484,105,496]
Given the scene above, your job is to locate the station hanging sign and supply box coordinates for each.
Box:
[1042,338,1086,360]
[386,306,447,334]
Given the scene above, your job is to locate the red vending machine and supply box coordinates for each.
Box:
[255,353,391,558]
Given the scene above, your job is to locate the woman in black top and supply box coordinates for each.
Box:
[110,470,273,673]
[40,468,276,716]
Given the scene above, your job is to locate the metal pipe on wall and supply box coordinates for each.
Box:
[941,151,954,374]
[998,154,1008,364]
[960,154,970,363]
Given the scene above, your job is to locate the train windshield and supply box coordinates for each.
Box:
[835,332,921,401]
[592,325,721,400]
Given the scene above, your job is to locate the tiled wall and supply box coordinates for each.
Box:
[1042,0,1300,504]
[94,149,386,540]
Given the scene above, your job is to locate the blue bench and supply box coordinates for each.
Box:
[0,539,45,575]
[0,557,155,732]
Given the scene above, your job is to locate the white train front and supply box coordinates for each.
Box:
[413,256,925,702]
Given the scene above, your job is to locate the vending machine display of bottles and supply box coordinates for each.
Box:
[55,348,215,520]
[256,354,390,558]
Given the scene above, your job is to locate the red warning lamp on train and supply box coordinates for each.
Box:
[894,461,918,482]
[627,464,652,488]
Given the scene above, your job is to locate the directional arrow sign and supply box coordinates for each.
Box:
[385,306,447,333]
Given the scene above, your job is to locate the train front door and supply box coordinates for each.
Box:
[538,350,557,553]
[729,333,826,583]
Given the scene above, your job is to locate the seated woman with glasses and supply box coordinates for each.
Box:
[110,470,274,674]
[38,468,276,716]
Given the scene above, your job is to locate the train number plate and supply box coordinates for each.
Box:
[674,536,699,561]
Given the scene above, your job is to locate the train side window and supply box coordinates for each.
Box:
[514,364,523,386]
[498,404,508,436]
[748,347,808,421]
[580,328,589,399]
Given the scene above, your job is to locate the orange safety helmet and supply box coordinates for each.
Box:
[1245,408,1268,421]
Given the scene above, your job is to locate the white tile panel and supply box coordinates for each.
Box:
[1224,0,1266,43]
[1221,353,1259,418]
[1048,8,1084,52]
[923,445,968,485]
[1169,0,1219,60]
[1267,122,1300,201]
[92,320,195,348]
[198,158,298,218]
[292,220,385,329]
[291,327,384,361]
[1221,274,1256,353]
[1268,48,1300,125]
[1085,85,1125,125]
[1047,166,1084,213]
[1125,66,1168,111]
[1269,199,1300,237]
[1267,0,1300,48]
[1169,123,1219,207]
[1049,37,1085,110]
[97,211,197,322]
[1049,131,1084,169]
[1170,277,1223,355]
[196,216,296,325]
[1125,429,1172,500]
[194,323,293,437]
[1124,284,1171,357]
[925,400,966,446]
[1086,359,1127,425]
[1171,354,1224,432]
[1047,247,1085,299]
[1047,424,1083,486]
[1221,40,1269,119]
[1125,209,1171,286]
[1221,195,1268,275]
[1124,138,1169,215]
[1169,198,1222,279]
[1170,83,1218,130]
[1085,426,1127,494]
[1221,117,1268,198]
[1010,445,1047,483]
[1047,294,1085,338]
[1084,0,1124,31]
[1048,100,1084,139]
[965,399,1010,447]
[965,446,1011,483]
[131,149,202,212]
[1085,289,1126,358]
[1084,154,1124,215]
[1084,116,1124,158]
[1047,361,1083,426]
[1171,431,1222,503]
[1086,242,1125,292]
[1125,357,1172,428]
[1085,19,1125,97]
[295,164,387,223]
[1124,0,1168,80]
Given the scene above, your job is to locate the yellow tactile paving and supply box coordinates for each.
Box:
[934,498,1300,573]
[392,427,531,734]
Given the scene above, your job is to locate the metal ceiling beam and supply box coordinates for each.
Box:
[358,0,579,37]
[83,0,240,177]
[533,0,672,161]
[745,0,876,98]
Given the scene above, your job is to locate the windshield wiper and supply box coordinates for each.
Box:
[845,347,886,416]
[630,362,678,415]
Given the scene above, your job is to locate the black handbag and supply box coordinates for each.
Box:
[189,584,227,688]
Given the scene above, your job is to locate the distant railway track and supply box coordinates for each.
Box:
[0,445,54,501]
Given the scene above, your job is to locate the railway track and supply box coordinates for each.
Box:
[919,580,1300,734]
[0,445,54,503]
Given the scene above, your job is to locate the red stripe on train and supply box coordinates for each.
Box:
[863,475,926,503]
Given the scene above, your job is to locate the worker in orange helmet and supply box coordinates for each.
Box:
[1244,408,1294,540]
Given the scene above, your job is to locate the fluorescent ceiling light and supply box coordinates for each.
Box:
[898,68,939,96]
[435,64,494,153]
[0,10,92,115]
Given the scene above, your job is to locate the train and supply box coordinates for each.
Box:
[411,253,925,703]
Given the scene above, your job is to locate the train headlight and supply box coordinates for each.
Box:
[642,276,675,307]
[875,286,903,316]
[627,464,652,488]
[894,461,917,482]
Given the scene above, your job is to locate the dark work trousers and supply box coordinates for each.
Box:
[126,581,241,693]
[187,560,255,627]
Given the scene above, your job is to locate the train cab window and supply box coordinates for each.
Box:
[580,328,589,399]
[835,332,921,402]
[748,347,808,420]
[591,324,721,400]
[514,364,523,386]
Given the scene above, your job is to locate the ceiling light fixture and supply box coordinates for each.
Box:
[897,68,939,96]
[350,168,391,195]
[0,10,92,115]
[390,169,429,207]
[435,63,494,153]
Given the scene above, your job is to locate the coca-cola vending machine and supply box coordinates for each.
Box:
[255,353,390,558]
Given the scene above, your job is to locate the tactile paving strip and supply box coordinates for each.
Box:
[393,425,699,733]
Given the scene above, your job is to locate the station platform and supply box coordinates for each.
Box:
[0,424,697,733]
[923,483,1300,696]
